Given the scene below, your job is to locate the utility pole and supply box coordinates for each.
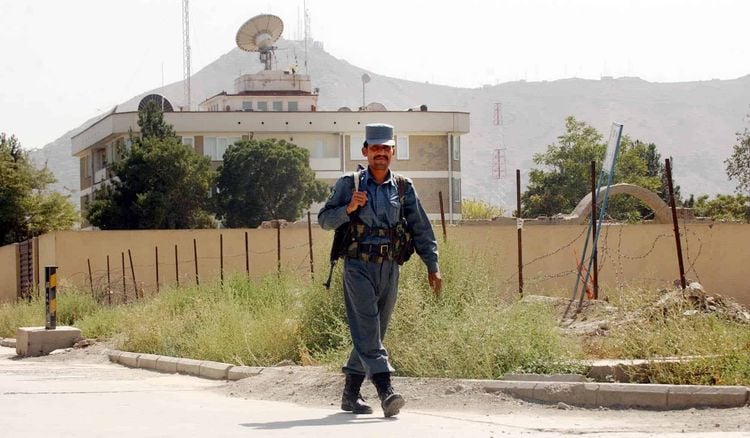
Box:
[182,0,192,110]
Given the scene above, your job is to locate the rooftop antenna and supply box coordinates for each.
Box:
[182,0,191,110]
[304,0,310,73]
[236,14,284,71]
[361,73,371,110]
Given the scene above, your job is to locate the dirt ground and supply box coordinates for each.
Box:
[17,343,750,434]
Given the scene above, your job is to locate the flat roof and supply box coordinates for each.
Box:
[72,110,470,156]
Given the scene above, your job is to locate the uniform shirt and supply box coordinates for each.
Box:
[318,168,439,273]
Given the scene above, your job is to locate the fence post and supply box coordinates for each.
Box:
[438,191,448,242]
[155,246,160,293]
[193,238,199,286]
[245,231,250,277]
[44,266,57,330]
[106,255,112,306]
[665,158,687,289]
[307,211,314,278]
[516,169,524,296]
[87,258,94,299]
[276,220,281,276]
[121,252,127,303]
[174,244,179,287]
[590,161,599,299]
[220,234,224,284]
[128,249,138,299]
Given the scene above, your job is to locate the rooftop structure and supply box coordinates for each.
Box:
[72,14,470,225]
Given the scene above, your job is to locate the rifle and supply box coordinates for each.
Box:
[323,164,364,290]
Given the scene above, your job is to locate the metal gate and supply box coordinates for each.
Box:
[18,239,34,300]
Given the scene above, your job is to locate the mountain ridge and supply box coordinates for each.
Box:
[29,39,749,210]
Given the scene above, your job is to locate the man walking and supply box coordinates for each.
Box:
[318,123,442,417]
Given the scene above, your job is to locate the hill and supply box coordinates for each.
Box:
[30,39,750,210]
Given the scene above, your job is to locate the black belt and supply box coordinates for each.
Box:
[358,243,393,256]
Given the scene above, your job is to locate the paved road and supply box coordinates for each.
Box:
[0,346,746,437]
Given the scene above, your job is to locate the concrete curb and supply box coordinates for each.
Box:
[104,349,749,410]
[106,349,264,381]
[481,380,750,410]
[0,338,17,348]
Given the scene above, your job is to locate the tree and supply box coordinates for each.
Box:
[725,127,750,194]
[462,198,504,220]
[693,194,750,223]
[0,133,77,245]
[86,101,216,229]
[215,138,328,227]
[521,116,678,221]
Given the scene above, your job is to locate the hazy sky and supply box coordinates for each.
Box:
[1,0,749,151]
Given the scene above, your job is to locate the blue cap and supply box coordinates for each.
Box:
[365,123,395,146]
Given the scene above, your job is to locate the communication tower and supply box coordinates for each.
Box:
[492,102,508,179]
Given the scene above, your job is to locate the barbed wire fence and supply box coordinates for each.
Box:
[63,222,320,306]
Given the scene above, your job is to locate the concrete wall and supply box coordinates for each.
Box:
[2,222,749,306]
[0,244,18,303]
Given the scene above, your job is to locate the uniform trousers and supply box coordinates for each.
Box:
[341,257,400,377]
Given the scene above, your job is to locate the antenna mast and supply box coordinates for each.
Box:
[304,0,310,73]
[492,102,508,179]
[182,0,192,110]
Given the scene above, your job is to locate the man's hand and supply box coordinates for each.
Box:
[346,191,368,214]
[428,271,442,296]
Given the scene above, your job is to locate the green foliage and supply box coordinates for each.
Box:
[86,102,217,229]
[693,194,750,222]
[215,138,328,227]
[521,117,679,221]
[0,132,77,245]
[461,198,505,219]
[725,127,750,194]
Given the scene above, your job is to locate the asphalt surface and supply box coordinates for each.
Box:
[0,346,748,437]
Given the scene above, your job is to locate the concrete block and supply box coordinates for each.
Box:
[667,385,749,409]
[136,354,160,370]
[155,356,179,374]
[228,366,264,381]
[16,326,81,357]
[533,382,599,407]
[501,374,588,383]
[118,352,140,368]
[106,349,123,363]
[0,338,16,348]
[176,358,202,376]
[199,361,232,380]
[596,383,668,409]
[483,381,536,400]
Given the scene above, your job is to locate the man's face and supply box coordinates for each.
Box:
[362,143,395,171]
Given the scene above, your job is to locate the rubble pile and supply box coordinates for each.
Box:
[655,282,750,324]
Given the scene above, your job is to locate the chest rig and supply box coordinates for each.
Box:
[345,170,413,264]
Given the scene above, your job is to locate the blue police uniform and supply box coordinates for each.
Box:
[318,167,438,377]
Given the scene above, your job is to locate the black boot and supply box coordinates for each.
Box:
[372,372,405,418]
[341,373,373,414]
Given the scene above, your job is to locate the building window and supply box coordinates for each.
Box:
[310,139,339,159]
[452,178,461,203]
[181,136,194,148]
[204,136,240,160]
[287,101,298,111]
[453,135,461,161]
[350,135,365,160]
[242,101,253,111]
[257,101,268,111]
[396,135,409,160]
[272,101,283,111]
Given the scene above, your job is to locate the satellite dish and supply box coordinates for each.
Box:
[138,94,174,112]
[365,102,387,111]
[337,106,352,112]
[236,14,284,70]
